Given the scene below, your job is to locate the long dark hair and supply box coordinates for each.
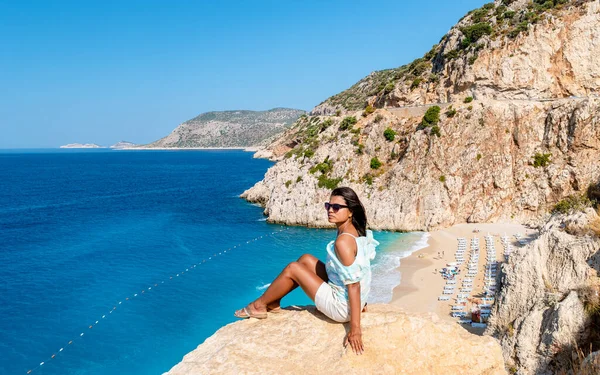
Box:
[331,187,367,236]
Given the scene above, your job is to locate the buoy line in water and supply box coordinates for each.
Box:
[25,226,290,374]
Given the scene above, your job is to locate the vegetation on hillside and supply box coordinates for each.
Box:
[149,108,305,148]
[316,0,590,113]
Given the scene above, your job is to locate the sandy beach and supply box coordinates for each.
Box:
[390,223,537,331]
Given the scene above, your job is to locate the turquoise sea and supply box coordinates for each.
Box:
[0,149,426,375]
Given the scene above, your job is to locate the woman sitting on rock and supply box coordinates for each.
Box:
[234,186,378,355]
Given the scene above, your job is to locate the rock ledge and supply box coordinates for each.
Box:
[165,304,506,375]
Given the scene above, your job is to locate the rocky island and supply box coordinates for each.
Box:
[59,143,104,149]
[144,108,305,149]
[110,141,137,149]
[168,1,600,374]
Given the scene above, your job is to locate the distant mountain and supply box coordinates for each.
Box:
[145,108,305,148]
[60,143,104,149]
[110,141,137,149]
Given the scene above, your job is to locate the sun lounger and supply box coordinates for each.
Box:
[458,319,472,324]
[451,306,465,310]
[457,293,469,298]
[438,296,451,301]
[452,312,468,318]
[442,290,454,295]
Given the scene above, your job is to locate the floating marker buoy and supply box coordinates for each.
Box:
[26,227,291,375]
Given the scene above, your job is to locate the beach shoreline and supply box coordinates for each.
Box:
[389,222,537,328]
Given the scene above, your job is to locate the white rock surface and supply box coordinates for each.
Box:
[165,304,506,375]
[485,210,600,374]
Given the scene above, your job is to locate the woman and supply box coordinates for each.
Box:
[234,187,378,355]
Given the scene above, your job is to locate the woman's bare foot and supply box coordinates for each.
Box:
[266,302,281,312]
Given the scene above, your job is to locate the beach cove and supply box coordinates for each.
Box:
[390,223,538,330]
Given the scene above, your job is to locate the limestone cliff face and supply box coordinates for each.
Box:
[165,304,506,375]
[485,210,600,374]
[243,98,600,231]
[242,0,600,231]
[312,0,600,115]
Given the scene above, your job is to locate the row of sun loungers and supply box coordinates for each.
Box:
[439,235,502,329]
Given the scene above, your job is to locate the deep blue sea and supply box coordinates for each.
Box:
[0,149,426,375]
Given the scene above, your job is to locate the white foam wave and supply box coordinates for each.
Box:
[257,218,267,221]
[256,283,271,291]
[368,232,430,304]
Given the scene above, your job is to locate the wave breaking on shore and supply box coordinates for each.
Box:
[369,232,430,303]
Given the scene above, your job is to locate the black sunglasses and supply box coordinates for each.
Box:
[324,202,348,212]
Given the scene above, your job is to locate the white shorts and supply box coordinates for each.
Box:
[315,282,350,323]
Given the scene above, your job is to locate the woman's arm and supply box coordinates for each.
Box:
[344,282,363,355]
[334,236,364,354]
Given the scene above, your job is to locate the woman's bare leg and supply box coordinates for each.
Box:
[267,254,327,310]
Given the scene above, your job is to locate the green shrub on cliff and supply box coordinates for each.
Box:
[464,96,474,103]
[355,144,365,155]
[532,152,551,168]
[411,78,423,90]
[460,23,492,48]
[422,106,441,127]
[317,175,342,189]
[552,194,593,214]
[370,157,382,170]
[362,105,375,117]
[384,128,396,142]
[339,116,357,130]
[309,157,333,174]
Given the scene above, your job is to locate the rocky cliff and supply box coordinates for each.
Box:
[242,0,600,231]
[165,304,506,375]
[485,209,600,374]
[312,0,600,115]
[146,108,305,148]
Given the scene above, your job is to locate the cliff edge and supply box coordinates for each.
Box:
[165,304,506,375]
[485,209,600,374]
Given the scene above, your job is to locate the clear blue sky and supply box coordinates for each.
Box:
[0,0,486,148]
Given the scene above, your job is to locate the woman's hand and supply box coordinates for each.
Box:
[344,327,364,355]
